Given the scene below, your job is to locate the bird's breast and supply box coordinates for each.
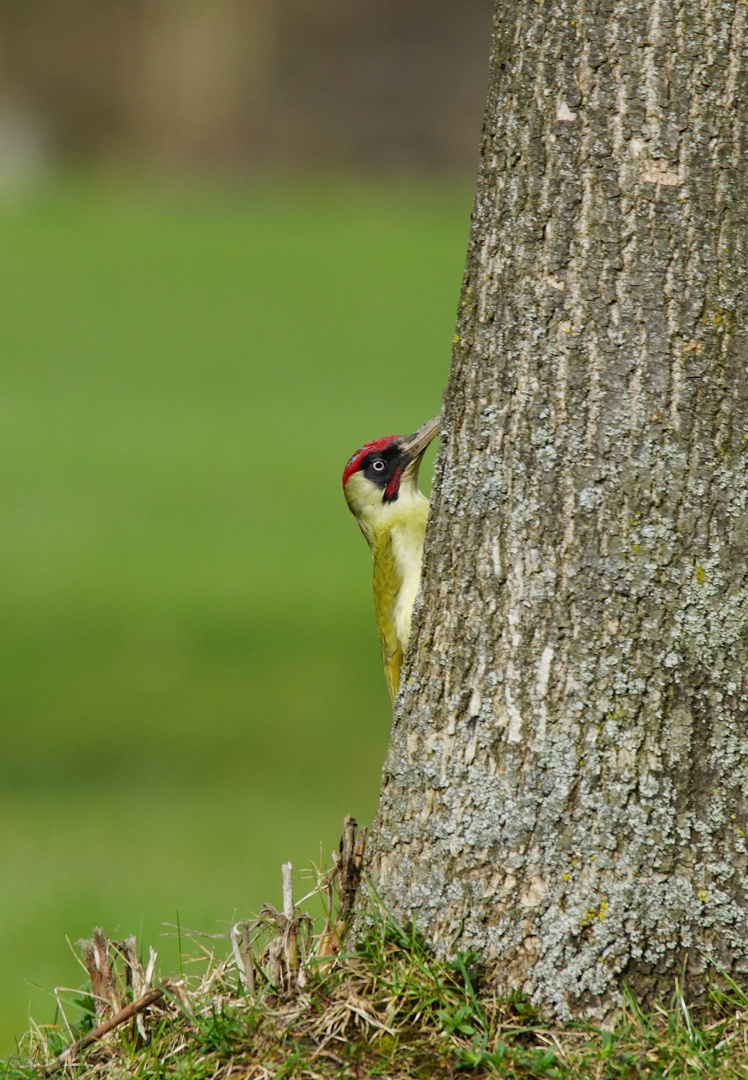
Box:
[389,507,428,650]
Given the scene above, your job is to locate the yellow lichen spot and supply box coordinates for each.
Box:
[695,565,706,585]
[582,900,608,926]
[562,873,570,882]
[631,543,640,556]
[453,334,460,344]
[697,890,710,903]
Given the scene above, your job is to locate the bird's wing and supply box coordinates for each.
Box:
[371,534,404,704]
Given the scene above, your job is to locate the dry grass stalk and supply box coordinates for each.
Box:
[229,920,256,994]
[114,936,149,1042]
[77,928,122,1018]
[335,815,366,929]
[255,861,315,994]
[116,937,144,996]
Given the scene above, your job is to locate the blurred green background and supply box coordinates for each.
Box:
[0,0,491,1055]
[0,173,472,1052]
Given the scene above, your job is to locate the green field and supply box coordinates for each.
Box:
[0,173,470,1053]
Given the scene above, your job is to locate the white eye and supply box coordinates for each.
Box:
[372,460,385,472]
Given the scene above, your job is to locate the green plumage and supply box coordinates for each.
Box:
[370,531,405,702]
[343,415,440,703]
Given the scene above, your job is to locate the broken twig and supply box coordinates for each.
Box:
[43,985,166,1074]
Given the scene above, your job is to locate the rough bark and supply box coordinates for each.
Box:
[367,0,748,1019]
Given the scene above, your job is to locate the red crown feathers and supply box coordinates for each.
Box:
[342,435,398,488]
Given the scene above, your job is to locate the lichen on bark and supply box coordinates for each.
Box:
[366,0,748,1019]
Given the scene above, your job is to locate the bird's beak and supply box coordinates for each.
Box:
[399,415,441,461]
[398,415,441,488]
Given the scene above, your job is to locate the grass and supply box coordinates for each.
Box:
[5,863,748,1080]
[0,170,467,1053]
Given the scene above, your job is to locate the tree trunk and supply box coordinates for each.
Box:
[367,0,748,1019]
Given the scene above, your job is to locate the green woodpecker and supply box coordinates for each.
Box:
[342,415,441,702]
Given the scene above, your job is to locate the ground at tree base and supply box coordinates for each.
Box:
[4,880,748,1080]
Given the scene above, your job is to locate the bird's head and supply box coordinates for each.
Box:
[342,415,441,536]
